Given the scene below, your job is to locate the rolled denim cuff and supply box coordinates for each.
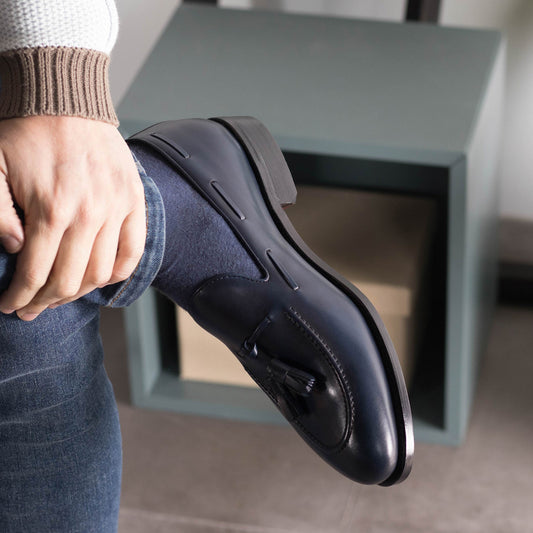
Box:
[96,152,165,307]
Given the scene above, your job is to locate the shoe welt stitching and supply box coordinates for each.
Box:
[287,307,355,446]
[237,312,351,455]
[191,273,271,306]
[243,362,345,453]
[283,310,354,454]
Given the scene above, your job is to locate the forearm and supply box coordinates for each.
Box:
[0,0,119,125]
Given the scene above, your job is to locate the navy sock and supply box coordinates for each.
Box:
[129,144,261,309]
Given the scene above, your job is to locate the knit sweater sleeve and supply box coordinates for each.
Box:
[0,0,119,126]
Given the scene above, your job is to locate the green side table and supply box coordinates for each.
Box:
[117,5,504,445]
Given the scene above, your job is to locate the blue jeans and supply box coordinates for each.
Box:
[0,155,165,533]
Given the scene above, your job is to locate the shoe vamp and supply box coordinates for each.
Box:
[189,271,394,458]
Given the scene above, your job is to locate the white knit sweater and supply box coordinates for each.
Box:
[0,0,120,125]
[0,0,118,54]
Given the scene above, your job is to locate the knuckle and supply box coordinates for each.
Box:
[76,204,98,226]
[119,239,144,265]
[121,173,143,204]
[123,248,143,269]
[55,287,78,300]
[109,270,130,284]
[23,269,47,290]
[52,279,80,300]
[111,262,136,283]
[45,205,71,229]
[38,197,99,231]
[86,269,112,288]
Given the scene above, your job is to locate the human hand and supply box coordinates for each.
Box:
[0,115,146,320]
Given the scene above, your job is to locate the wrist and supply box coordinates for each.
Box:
[0,46,118,126]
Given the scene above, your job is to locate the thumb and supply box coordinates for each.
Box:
[0,169,24,254]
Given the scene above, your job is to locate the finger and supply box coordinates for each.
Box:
[0,220,63,314]
[48,221,121,307]
[46,206,145,311]
[108,204,146,285]
[16,225,97,320]
[0,170,24,254]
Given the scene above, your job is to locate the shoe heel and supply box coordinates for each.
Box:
[210,116,297,207]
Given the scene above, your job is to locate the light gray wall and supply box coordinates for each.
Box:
[110,0,533,222]
[220,0,406,20]
[110,0,405,105]
[110,0,181,106]
[440,0,533,222]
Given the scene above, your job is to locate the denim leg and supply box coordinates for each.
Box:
[0,154,165,533]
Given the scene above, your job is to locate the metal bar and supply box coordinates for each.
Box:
[405,0,441,23]
[183,0,218,4]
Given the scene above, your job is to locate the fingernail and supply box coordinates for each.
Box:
[48,304,59,310]
[1,236,23,254]
[20,312,38,321]
[1,308,15,315]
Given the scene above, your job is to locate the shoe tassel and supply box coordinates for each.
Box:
[238,316,317,418]
[266,359,316,397]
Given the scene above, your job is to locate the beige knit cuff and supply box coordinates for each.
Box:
[0,46,118,126]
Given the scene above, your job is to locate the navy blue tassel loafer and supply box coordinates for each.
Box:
[128,116,414,486]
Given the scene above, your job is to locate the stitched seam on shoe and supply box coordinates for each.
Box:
[192,273,268,301]
[240,309,353,454]
[242,367,323,450]
[285,313,353,452]
[284,311,353,453]
[233,312,350,454]
[237,329,348,453]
